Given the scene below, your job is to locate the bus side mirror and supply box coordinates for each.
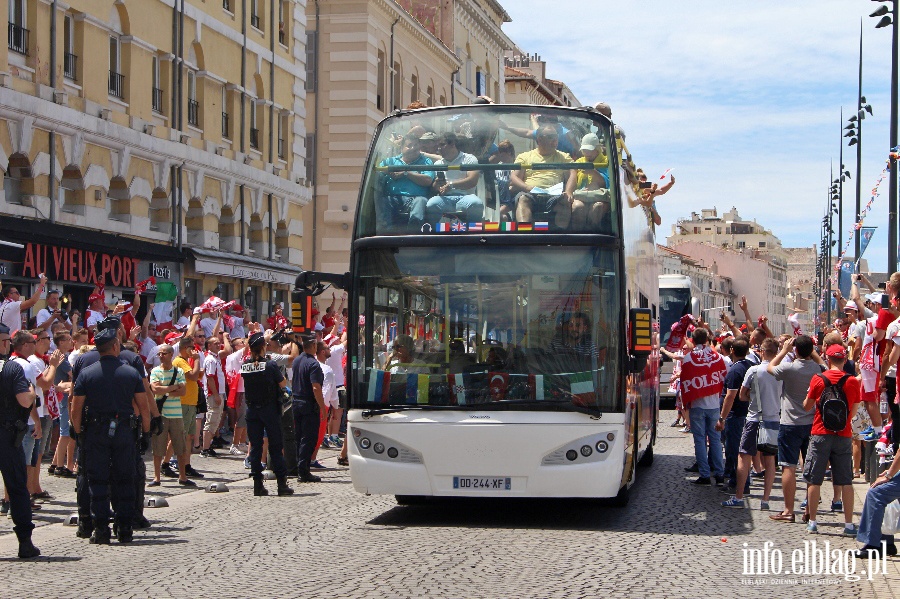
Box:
[629,308,653,373]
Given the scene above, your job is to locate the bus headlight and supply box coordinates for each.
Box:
[580,445,593,457]
[596,440,609,453]
[360,437,372,450]
[373,442,385,454]
[566,450,578,461]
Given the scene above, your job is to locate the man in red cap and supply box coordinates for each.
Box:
[801,343,861,535]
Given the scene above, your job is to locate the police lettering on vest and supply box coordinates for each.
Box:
[240,356,283,408]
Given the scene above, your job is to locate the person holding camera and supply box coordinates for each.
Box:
[36,289,72,331]
[241,332,294,496]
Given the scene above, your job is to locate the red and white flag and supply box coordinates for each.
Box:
[679,345,727,405]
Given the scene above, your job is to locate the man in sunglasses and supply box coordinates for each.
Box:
[0,274,47,332]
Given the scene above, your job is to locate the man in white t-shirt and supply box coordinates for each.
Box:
[0,276,47,332]
[199,313,218,338]
[85,287,108,331]
[324,332,346,447]
[228,306,246,338]
[200,337,227,457]
[424,132,484,226]
[35,289,72,331]
[224,342,248,455]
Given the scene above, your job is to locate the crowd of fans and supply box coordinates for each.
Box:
[666,274,900,559]
[0,277,349,554]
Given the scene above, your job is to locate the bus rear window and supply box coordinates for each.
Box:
[355,106,619,238]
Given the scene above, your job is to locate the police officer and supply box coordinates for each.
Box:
[70,327,150,544]
[72,317,161,537]
[241,332,294,496]
[0,323,40,558]
[292,335,327,483]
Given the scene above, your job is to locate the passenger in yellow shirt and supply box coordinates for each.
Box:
[510,126,585,229]
[574,133,611,230]
[171,337,204,479]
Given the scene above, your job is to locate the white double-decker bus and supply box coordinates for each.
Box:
[340,104,659,504]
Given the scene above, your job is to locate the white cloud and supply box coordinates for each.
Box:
[503,0,897,270]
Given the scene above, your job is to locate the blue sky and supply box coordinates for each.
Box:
[504,1,897,272]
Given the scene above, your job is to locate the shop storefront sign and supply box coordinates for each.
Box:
[21,243,140,287]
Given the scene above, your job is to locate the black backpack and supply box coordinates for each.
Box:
[817,373,850,433]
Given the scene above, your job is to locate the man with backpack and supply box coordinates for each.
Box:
[802,343,861,535]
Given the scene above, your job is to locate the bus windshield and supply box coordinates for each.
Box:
[355,105,618,238]
[352,245,622,413]
[659,287,692,346]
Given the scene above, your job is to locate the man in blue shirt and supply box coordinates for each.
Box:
[292,336,326,482]
[378,134,434,233]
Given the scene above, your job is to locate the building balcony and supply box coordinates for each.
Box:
[152,87,164,114]
[108,70,125,99]
[64,52,77,80]
[8,23,28,55]
[188,99,199,127]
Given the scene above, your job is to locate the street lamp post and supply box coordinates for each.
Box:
[872,0,898,273]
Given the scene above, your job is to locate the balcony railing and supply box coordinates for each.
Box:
[152,87,164,113]
[108,70,125,99]
[64,52,77,80]
[222,112,230,138]
[8,23,28,55]
[278,137,285,158]
[251,14,260,29]
[188,99,199,126]
[250,128,259,149]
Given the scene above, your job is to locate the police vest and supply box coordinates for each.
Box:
[0,359,30,424]
[240,357,276,408]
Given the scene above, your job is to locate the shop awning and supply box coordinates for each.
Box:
[188,247,301,286]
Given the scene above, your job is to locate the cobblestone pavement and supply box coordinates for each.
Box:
[1,410,898,598]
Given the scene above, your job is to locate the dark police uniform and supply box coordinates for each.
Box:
[72,335,150,532]
[292,351,323,481]
[73,352,143,543]
[241,351,289,485]
[0,354,39,556]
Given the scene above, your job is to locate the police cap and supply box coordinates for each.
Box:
[97,316,122,332]
[248,332,266,348]
[94,327,118,348]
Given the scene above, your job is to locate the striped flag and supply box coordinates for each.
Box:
[570,371,594,406]
[529,374,544,400]
[468,222,483,231]
[534,222,549,231]
[484,222,500,231]
[518,222,533,232]
[452,373,467,405]
[500,222,516,232]
[437,222,451,232]
[367,370,391,403]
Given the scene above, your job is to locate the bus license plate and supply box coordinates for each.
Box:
[453,476,511,491]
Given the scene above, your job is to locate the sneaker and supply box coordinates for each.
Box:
[721,497,745,508]
[243,457,251,469]
[760,501,770,511]
[229,445,245,456]
[807,522,818,534]
[161,464,178,478]
[831,500,843,512]
[169,458,178,469]
[200,449,218,458]
[860,426,875,436]
[48,465,57,475]
[670,419,682,427]
[310,460,327,470]
[684,463,699,473]
[184,465,205,479]
[331,435,343,448]
[714,475,725,487]
[0,500,8,515]
[843,524,858,536]
[56,466,76,478]
[679,426,691,433]
[862,431,880,442]
[178,479,197,487]
[720,484,737,494]
[751,469,766,478]
[800,499,808,509]
[320,438,333,449]
[691,477,712,485]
